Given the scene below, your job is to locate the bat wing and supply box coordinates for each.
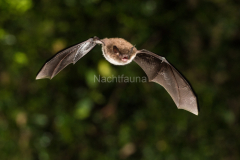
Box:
[36,38,97,79]
[134,49,198,115]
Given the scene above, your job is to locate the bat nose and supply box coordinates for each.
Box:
[122,55,130,59]
[121,55,130,62]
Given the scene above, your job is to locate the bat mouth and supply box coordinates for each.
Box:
[121,56,129,62]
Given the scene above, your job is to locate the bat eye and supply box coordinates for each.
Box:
[113,46,119,54]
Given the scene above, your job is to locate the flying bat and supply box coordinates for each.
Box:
[36,37,198,115]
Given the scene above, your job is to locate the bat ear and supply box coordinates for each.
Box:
[113,45,120,54]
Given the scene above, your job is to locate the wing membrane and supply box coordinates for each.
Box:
[134,50,198,115]
[36,38,97,79]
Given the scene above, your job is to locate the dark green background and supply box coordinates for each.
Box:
[0,0,239,159]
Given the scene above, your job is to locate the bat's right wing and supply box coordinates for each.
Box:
[36,37,98,79]
[134,49,198,115]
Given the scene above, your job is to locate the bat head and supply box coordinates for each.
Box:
[101,38,137,65]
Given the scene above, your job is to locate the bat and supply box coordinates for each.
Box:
[36,36,198,115]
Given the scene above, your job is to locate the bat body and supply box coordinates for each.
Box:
[36,37,198,115]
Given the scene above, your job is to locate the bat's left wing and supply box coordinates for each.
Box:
[134,49,198,115]
[36,37,98,79]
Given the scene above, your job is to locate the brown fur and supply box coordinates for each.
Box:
[101,38,137,64]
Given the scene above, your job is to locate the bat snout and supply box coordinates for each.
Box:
[121,55,130,62]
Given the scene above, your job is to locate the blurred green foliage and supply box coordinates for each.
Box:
[0,0,240,159]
